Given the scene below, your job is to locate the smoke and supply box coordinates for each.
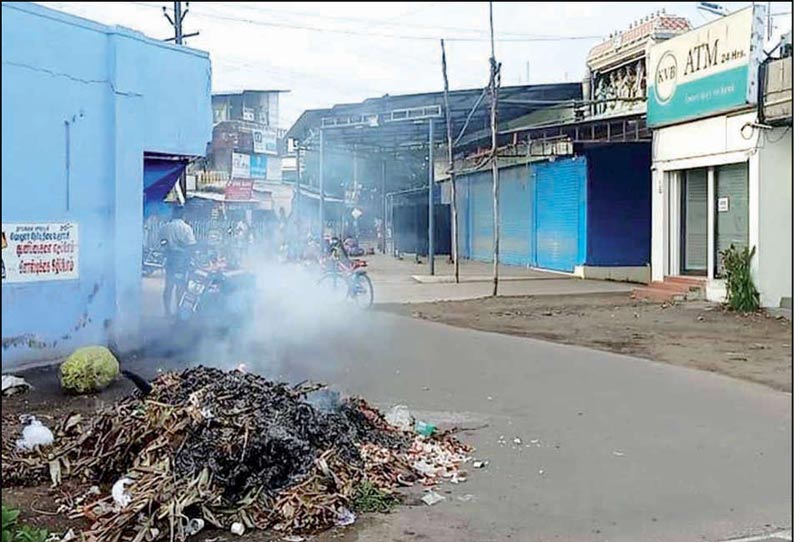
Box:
[143,250,367,383]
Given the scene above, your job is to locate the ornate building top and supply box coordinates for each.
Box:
[587,11,691,73]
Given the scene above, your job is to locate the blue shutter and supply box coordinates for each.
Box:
[534,157,587,272]
[499,165,532,265]
[470,173,493,262]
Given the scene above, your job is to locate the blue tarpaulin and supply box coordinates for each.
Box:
[144,158,186,218]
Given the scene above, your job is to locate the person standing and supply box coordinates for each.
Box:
[159,205,196,317]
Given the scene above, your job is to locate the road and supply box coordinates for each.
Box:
[268,311,792,542]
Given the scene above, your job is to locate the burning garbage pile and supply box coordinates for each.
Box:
[2,366,473,541]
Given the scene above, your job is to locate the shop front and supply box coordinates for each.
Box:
[648,5,792,308]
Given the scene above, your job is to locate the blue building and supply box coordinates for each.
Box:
[1,3,212,368]
[455,143,652,280]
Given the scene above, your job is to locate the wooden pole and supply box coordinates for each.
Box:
[488,1,500,297]
[441,39,459,284]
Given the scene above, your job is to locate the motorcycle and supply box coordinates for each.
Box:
[318,237,374,309]
[169,242,257,338]
[142,239,167,277]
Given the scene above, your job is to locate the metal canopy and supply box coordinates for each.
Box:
[286,83,582,154]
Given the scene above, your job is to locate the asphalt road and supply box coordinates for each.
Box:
[266,311,792,542]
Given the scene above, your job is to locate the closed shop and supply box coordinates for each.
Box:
[469,172,493,262]
[533,157,587,272]
[499,165,533,266]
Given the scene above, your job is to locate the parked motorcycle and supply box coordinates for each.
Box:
[142,239,166,277]
[169,243,257,338]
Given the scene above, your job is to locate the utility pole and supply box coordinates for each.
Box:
[162,2,199,44]
[488,1,501,297]
[319,129,325,240]
[162,1,197,198]
[440,39,459,283]
[381,160,387,254]
[295,144,301,235]
[428,120,435,276]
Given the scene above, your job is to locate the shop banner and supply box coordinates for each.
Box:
[2,223,79,283]
[250,154,267,179]
[648,5,766,127]
[253,128,278,156]
[231,152,251,178]
[225,179,254,201]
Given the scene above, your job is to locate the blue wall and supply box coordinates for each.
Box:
[584,144,652,267]
[1,3,212,368]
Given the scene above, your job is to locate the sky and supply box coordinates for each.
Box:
[41,2,793,129]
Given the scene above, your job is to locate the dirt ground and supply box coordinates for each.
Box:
[381,293,793,393]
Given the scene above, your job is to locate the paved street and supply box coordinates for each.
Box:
[266,311,792,542]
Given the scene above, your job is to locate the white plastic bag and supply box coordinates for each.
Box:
[385,405,412,431]
[112,477,133,509]
[15,416,54,451]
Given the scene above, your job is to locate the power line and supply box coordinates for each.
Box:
[125,2,602,42]
[198,1,583,41]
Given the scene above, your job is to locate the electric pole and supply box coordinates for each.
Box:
[488,1,501,297]
[162,2,199,44]
[162,2,198,198]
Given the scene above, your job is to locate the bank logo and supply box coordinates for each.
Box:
[654,51,678,104]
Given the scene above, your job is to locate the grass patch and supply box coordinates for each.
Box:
[352,480,399,513]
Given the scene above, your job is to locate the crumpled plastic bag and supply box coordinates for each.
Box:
[385,405,412,431]
[16,416,54,451]
[60,346,119,394]
[2,374,32,396]
[112,477,133,509]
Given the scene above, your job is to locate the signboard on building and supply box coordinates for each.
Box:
[648,5,766,127]
[252,128,278,156]
[250,154,267,179]
[1,223,79,283]
[231,152,251,178]
[225,179,254,201]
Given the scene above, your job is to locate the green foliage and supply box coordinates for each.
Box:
[719,244,760,313]
[2,505,49,542]
[352,480,399,513]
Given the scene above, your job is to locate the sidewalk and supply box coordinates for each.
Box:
[366,254,633,304]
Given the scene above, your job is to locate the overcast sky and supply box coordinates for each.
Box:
[41,2,793,128]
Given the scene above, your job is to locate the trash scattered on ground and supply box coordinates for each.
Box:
[513,437,522,445]
[334,507,356,527]
[415,420,437,437]
[612,451,625,457]
[472,460,488,469]
[385,405,413,431]
[230,522,245,536]
[538,469,545,475]
[2,374,32,396]
[421,490,446,506]
[457,494,475,503]
[186,518,205,536]
[15,416,54,451]
[282,536,306,542]
[59,345,119,394]
[2,366,473,541]
[111,477,133,509]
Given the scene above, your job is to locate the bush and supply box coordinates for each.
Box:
[719,244,760,313]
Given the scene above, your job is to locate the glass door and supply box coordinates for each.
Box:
[681,169,708,275]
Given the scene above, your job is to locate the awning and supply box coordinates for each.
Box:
[144,158,187,217]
